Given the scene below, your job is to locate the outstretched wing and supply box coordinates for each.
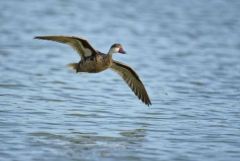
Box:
[34,35,98,59]
[111,60,151,106]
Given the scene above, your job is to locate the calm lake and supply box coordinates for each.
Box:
[0,0,240,160]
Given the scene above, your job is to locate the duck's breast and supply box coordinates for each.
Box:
[79,55,111,73]
[94,55,111,72]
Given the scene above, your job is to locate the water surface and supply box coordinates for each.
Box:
[0,0,240,161]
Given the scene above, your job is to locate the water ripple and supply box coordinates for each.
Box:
[1,0,240,161]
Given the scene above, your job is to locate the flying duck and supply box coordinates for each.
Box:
[34,36,151,106]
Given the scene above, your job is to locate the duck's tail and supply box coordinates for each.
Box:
[67,63,78,72]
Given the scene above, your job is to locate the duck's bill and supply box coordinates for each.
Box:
[119,48,126,54]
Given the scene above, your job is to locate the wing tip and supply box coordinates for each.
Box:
[34,35,61,40]
[34,36,46,40]
[144,99,152,107]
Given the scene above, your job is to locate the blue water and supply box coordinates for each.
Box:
[1,0,240,160]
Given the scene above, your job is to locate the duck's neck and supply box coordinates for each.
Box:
[107,48,115,59]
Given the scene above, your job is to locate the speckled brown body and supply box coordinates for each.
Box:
[77,54,112,73]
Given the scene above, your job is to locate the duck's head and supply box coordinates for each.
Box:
[109,43,126,54]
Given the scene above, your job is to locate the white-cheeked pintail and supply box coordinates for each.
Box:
[35,36,151,106]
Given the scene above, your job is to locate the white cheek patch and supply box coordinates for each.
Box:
[113,47,119,53]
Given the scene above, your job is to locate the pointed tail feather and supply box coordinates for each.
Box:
[67,63,78,72]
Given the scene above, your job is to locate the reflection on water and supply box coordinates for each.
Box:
[28,128,146,161]
[1,0,240,161]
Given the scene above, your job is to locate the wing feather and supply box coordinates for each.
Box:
[34,35,98,59]
[111,60,151,106]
